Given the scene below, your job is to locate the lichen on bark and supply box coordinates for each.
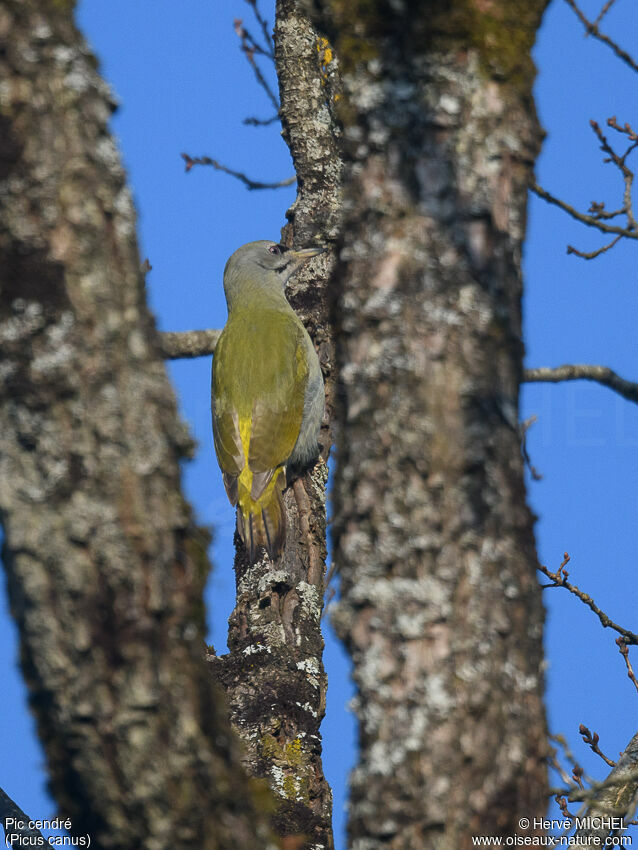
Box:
[318,0,543,85]
[205,2,342,848]
[308,0,550,847]
[0,2,272,848]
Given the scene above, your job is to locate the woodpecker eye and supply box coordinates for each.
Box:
[268,243,287,255]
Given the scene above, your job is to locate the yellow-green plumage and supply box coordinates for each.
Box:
[211,240,324,562]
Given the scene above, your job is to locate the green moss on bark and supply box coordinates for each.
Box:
[325,0,548,87]
[46,0,76,13]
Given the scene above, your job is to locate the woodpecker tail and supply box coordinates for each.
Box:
[237,470,286,563]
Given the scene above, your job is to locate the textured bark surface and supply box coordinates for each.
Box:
[0,3,271,849]
[311,2,550,848]
[206,2,342,849]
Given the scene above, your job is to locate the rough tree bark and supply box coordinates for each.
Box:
[0,3,271,849]
[308,2,550,847]
[1,0,556,847]
[207,2,342,848]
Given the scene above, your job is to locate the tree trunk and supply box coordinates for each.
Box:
[312,3,550,847]
[0,3,270,848]
[206,2,342,848]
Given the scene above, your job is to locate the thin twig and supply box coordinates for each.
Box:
[585,201,626,221]
[524,364,638,406]
[538,554,638,645]
[549,763,638,805]
[590,119,638,232]
[580,725,617,768]
[181,153,296,191]
[520,415,542,480]
[530,181,638,239]
[555,794,578,822]
[233,18,270,57]
[617,638,638,695]
[532,115,638,258]
[592,0,617,30]
[234,18,279,110]
[550,731,596,794]
[592,118,636,170]
[243,114,280,127]
[608,116,638,143]
[550,735,580,787]
[563,0,638,74]
[572,765,585,789]
[244,0,275,58]
[567,234,622,258]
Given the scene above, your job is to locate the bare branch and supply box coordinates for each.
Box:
[549,770,638,805]
[538,554,638,645]
[592,0,617,30]
[608,115,638,143]
[524,364,638,406]
[617,638,638,695]
[550,734,583,788]
[563,0,638,74]
[234,18,279,110]
[233,18,271,58]
[590,118,638,231]
[244,0,275,58]
[572,765,585,790]
[555,794,578,822]
[579,725,617,768]
[520,415,543,480]
[567,234,622,258]
[532,115,638,258]
[592,118,637,171]
[243,114,280,127]
[181,153,295,190]
[0,788,46,844]
[530,181,638,239]
[549,755,638,807]
[584,201,625,220]
[159,330,220,360]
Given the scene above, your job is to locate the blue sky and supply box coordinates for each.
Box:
[1,1,637,847]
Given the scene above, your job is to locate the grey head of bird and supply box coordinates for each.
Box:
[223,240,323,309]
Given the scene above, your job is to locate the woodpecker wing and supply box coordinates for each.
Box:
[211,336,244,505]
[247,322,309,498]
[212,308,308,506]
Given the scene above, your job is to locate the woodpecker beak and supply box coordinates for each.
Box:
[282,245,325,283]
[288,245,325,261]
